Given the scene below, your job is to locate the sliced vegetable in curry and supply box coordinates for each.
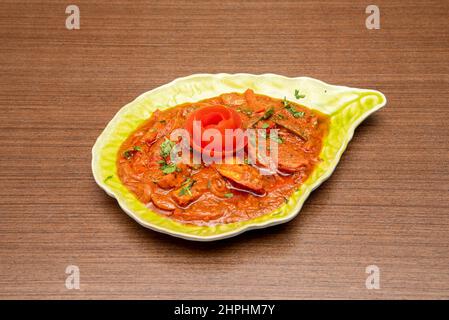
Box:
[117,89,329,225]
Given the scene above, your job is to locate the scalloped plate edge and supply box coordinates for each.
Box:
[92,73,387,241]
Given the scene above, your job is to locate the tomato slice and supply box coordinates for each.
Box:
[185,105,246,157]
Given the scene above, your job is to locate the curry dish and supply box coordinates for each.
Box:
[117,89,329,225]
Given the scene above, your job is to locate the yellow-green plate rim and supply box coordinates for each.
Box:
[91,73,387,241]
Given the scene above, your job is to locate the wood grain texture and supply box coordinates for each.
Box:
[0,0,448,299]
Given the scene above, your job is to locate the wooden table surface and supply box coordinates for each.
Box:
[0,0,448,300]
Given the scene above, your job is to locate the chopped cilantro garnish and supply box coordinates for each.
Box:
[260,107,274,120]
[123,150,133,159]
[224,193,234,198]
[160,138,175,158]
[261,123,270,129]
[123,146,142,159]
[283,96,305,118]
[104,175,113,183]
[179,178,196,196]
[161,162,177,174]
[285,105,305,118]
[294,89,306,99]
[269,133,283,144]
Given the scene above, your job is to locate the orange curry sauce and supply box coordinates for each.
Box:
[117,89,329,225]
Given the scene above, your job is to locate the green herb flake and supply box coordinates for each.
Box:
[179,178,196,196]
[224,193,234,198]
[104,175,113,183]
[261,123,270,129]
[161,162,178,174]
[123,150,133,159]
[160,138,175,158]
[269,133,283,144]
[124,146,142,159]
[261,107,274,120]
[294,89,306,99]
[285,105,305,118]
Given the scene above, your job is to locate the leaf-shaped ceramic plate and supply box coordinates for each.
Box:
[92,73,386,241]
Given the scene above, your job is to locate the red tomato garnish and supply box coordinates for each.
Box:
[185,105,246,156]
